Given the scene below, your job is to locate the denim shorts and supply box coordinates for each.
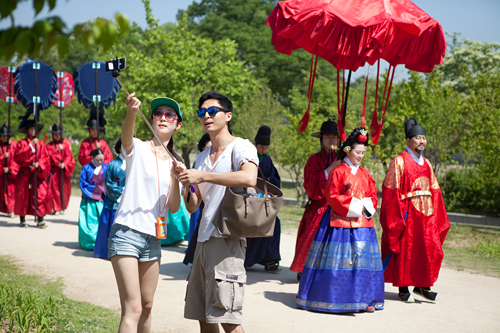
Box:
[108,223,161,262]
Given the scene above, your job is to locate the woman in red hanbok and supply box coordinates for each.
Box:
[0,123,19,216]
[14,120,51,228]
[297,127,384,313]
[46,123,76,213]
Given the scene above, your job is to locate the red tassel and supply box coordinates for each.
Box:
[43,133,48,144]
[298,111,310,133]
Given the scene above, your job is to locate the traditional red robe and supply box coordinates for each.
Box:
[14,138,51,217]
[326,161,377,228]
[380,150,450,287]
[46,138,76,212]
[0,140,20,214]
[290,147,337,273]
[78,137,113,166]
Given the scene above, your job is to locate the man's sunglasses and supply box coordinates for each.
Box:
[197,106,229,118]
[152,110,178,122]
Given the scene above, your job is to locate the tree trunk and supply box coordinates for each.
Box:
[182,146,192,169]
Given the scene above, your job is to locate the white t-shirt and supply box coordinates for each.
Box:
[114,138,176,237]
[195,137,258,242]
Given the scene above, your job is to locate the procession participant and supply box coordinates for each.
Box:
[78,148,108,250]
[290,119,341,280]
[46,123,76,214]
[14,119,51,228]
[297,127,384,313]
[180,91,258,333]
[78,118,113,166]
[109,93,184,333]
[245,125,282,272]
[94,139,126,259]
[380,118,450,303]
[0,123,19,217]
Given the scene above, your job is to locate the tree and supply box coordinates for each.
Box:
[106,0,263,167]
[0,0,130,60]
[179,0,337,100]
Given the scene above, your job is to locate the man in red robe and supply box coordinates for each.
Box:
[290,120,341,280]
[14,119,51,228]
[46,123,76,214]
[78,118,113,166]
[380,118,450,303]
[0,123,19,217]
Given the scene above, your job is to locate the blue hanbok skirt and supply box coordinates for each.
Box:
[296,206,384,313]
[94,198,116,259]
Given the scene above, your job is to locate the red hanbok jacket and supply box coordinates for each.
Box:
[326,161,377,228]
[14,138,51,217]
[0,140,20,213]
[290,147,336,273]
[78,137,113,166]
[380,150,450,287]
[46,138,76,212]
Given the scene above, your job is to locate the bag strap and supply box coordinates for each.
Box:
[230,142,271,216]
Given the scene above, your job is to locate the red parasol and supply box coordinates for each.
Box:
[267,0,446,142]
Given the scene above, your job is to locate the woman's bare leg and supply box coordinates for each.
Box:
[137,259,160,333]
[111,255,142,333]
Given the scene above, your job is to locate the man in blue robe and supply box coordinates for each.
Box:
[245,125,282,271]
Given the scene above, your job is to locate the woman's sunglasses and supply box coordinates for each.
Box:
[152,110,178,122]
[197,106,229,118]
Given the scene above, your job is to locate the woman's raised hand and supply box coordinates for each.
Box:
[125,92,141,117]
[172,160,187,178]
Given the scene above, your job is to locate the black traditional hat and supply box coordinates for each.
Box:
[114,138,122,155]
[311,119,338,138]
[19,119,44,134]
[404,117,426,139]
[47,123,67,134]
[0,123,14,136]
[84,118,105,130]
[255,125,271,146]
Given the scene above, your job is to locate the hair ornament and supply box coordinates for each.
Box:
[343,146,351,153]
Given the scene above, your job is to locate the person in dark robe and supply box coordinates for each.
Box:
[78,148,108,250]
[245,125,282,272]
[290,120,341,280]
[14,119,51,228]
[380,118,450,302]
[94,139,125,259]
[0,123,19,217]
[78,118,113,166]
[46,123,76,214]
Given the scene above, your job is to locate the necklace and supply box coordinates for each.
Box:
[150,140,171,215]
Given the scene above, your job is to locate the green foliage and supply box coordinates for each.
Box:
[180,0,326,99]
[0,284,59,332]
[0,0,130,60]
[0,255,120,332]
[113,2,261,166]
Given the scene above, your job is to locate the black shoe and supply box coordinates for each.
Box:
[398,292,415,303]
[19,222,27,228]
[297,272,302,282]
[264,261,281,272]
[413,287,438,301]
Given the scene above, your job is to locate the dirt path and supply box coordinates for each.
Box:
[1,197,499,332]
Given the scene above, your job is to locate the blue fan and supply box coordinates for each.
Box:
[74,61,119,134]
[14,60,57,126]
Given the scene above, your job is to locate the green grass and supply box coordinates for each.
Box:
[278,205,500,278]
[0,256,120,333]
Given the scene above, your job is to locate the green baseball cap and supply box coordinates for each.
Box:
[150,97,183,122]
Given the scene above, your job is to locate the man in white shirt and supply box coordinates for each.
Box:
[179,91,258,333]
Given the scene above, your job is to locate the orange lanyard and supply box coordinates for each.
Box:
[150,140,171,216]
